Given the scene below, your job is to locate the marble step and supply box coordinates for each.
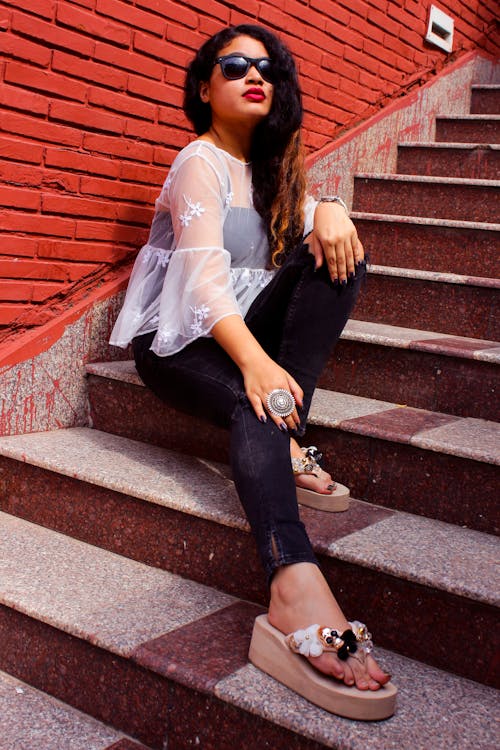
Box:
[352,264,499,340]
[352,173,499,223]
[471,84,500,114]
[435,114,500,144]
[0,512,497,749]
[396,142,500,180]
[85,362,499,534]
[0,670,149,750]
[350,212,499,277]
[322,320,499,420]
[0,428,498,691]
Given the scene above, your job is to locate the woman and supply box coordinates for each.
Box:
[111,24,396,719]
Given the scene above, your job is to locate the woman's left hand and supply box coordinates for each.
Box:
[310,201,364,283]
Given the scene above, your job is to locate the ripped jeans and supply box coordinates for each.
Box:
[133,243,366,584]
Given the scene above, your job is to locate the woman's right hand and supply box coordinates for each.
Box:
[241,354,303,431]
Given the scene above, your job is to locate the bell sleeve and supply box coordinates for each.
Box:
[152,148,242,356]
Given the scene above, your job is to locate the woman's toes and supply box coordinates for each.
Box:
[367,655,391,685]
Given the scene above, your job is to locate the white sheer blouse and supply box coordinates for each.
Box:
[110,140,317,357]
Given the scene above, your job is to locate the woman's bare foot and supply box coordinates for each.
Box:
[290,438,336,496]
[268,562,391,691]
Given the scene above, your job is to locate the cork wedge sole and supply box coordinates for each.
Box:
[248,615,397,721]
[296,482,350,512]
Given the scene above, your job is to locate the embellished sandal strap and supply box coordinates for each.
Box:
[286,621,374,660]
[291,446,323,477]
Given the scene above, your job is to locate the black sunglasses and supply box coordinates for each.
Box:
[214,55,275,83]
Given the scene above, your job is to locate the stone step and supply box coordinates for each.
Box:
[396,142,500,179]
[471,84,500,114]
[0,670,149,750]
[321,320,500,420]
[0,459,498,694]
[0,513,497,748]
[352,173,499,223]
[84,363,499,534]
[351,212,500,277]
[435,115,500,144]
[352,264,499,340]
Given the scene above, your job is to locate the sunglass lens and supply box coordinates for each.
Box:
[257,59,274,82]
[221,57,248,79]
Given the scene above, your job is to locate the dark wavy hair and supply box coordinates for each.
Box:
[183,24,306,266]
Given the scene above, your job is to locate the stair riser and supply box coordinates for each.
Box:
[354,219,499,277]
[86,377,499,535]
[471,89,500,114]
[435,118,500,144]
[397,146,500,179]
[353,274,499,340]
[353,178,497,222]
[0,606,323,750]
[322,340,499,420]
[0,464,497,687]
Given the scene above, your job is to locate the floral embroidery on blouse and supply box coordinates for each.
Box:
[230,267,275,289]
[225,190,234,207]
[190,303,211,335]
[142,247,173,267]
[179,194,206,227]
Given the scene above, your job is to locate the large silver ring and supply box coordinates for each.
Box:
[266,388,295,418]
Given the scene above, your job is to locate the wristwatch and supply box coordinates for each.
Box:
[318,195,349,215]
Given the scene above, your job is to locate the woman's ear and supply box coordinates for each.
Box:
[199,82,210,103]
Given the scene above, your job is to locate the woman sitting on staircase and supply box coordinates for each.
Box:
[110,23,396,720]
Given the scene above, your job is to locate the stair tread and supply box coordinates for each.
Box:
[367,263,500,288]
[350,211,500,231]
[471,84,500,90]
[0,430,497,606]
[0,669,146,750]
[342,319,500,363]
[436,114,500,120]
[398,141,500,149]
[0,511,498,750]
[85,362,500,463]
[355,172,500,186]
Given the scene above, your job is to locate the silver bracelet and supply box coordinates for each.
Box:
[318,195,349,215]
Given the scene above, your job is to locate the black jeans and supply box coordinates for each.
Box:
[133,243,366,584]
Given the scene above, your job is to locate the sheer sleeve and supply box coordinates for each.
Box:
[303,193,318,237]
[152,146,241,355]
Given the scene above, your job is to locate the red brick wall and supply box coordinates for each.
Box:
[0,0,498,341]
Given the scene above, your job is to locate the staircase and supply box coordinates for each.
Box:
[0,84,498,749]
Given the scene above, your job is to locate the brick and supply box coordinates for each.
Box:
[127,74,182,106]
[0,258,70,281]
[94,41,163,79]
[349,13,385,43]
[135,0,201,27]
[0,210,75,236]
[0,280,63,303]
[88,87,156,121]
[336,0,366,18]
[96,0,166,36]
[83,133,153,162]
[0,162,43,188]
[0,33,52,67]
[120,162,167,185]
[152,147,177,167]
[164,24,204,51]
[5,62,87,101]
[398,26,422,49]
[157,105,188,127]
[50,101,124,135]
[310,0,350,26]
[41,193,119,220]
[164,65,186,89]
[52,51,127,91]
[366,6,400,35]
[125,118,190,148]
[308,26,344,56]
[324,55,361,82]
[199,15,226,37]
[11,11,95,57]
[45,148,121,179]
[0,185,40,210]
[1,0,55,20]
[0,83,48,116]
[286,36,322,66]
[80,176,157,203]
[132,31,192,67]
[75,220,150,242]
[0,304,24,326]
[0,235,39,257]
[56,2,130,47]
[67,0,95,8]
[42,170,80,194]
[38,239,131,263]
[32,282,65,302]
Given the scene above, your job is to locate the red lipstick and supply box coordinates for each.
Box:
[243,88,266,102]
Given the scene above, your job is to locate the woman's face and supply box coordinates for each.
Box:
[200,35,274,129]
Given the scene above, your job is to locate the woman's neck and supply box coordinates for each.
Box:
[201,123,253,164]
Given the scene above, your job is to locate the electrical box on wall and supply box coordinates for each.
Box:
[425,5,454,53]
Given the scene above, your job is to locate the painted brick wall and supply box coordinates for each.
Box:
[0,0,498,342]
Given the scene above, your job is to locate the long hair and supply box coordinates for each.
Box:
[183,24,306,267]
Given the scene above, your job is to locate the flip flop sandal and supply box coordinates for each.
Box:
[248,614,397,721]
[292,446,350,512]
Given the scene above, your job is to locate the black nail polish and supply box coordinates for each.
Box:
[341,278,347,286]
[259,415,267,423]
[279,422,288,432]
[348,271,354,279]
[333,278,339,287]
